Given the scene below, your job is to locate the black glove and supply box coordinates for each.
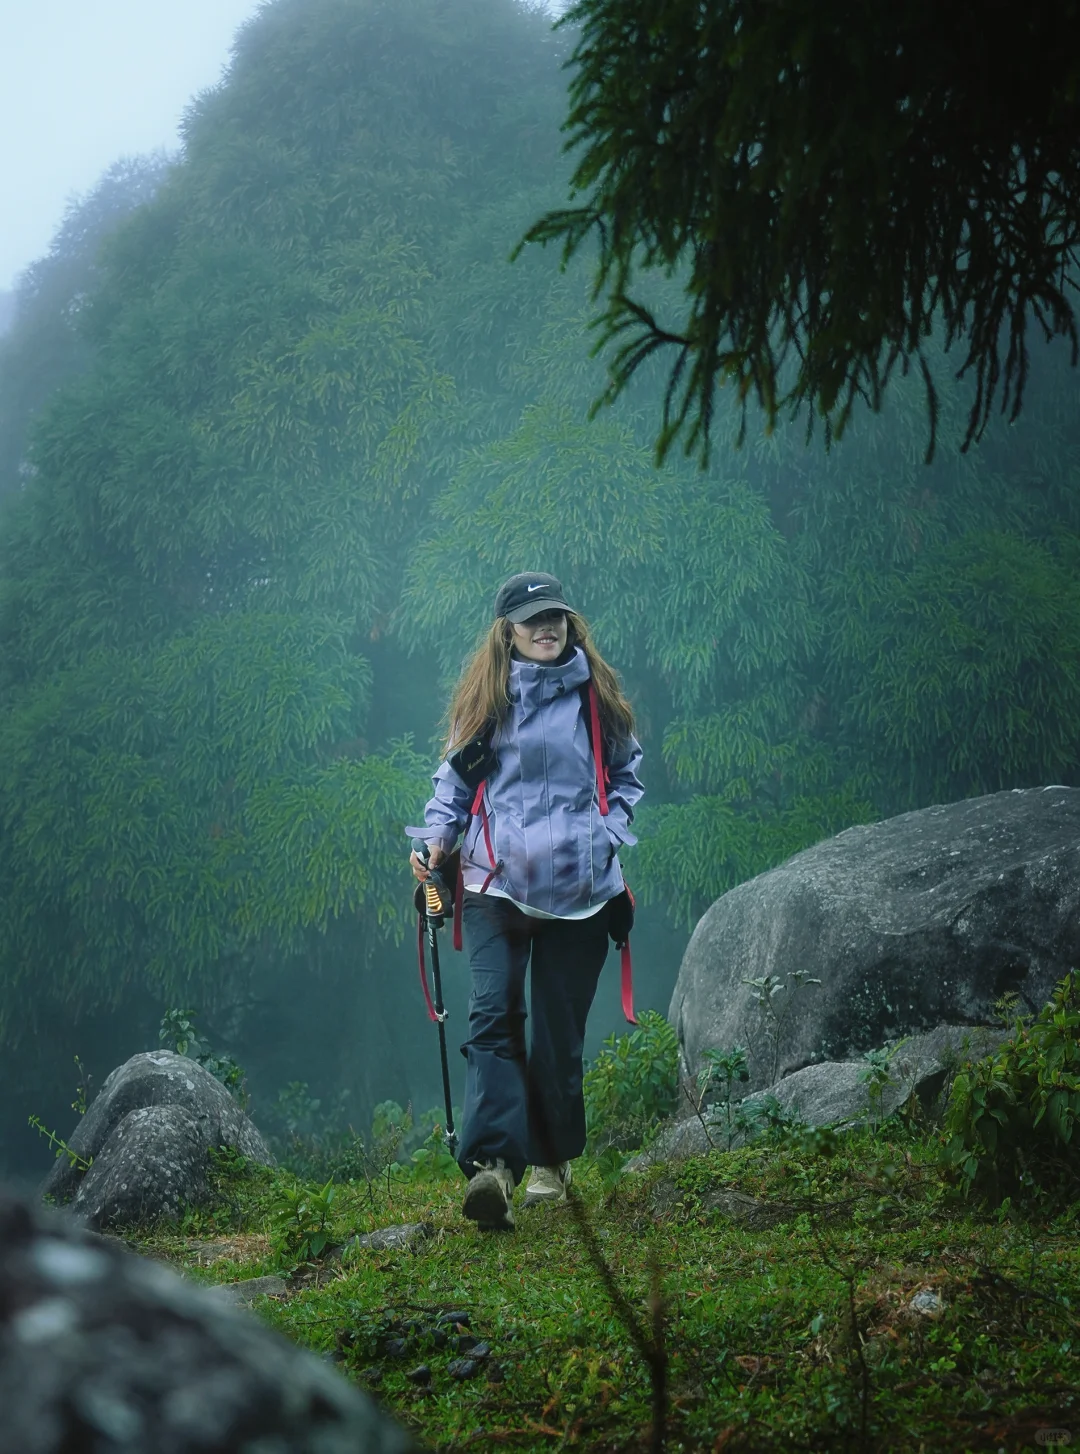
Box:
[607,882,635,947]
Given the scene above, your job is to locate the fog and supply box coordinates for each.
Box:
[1,0,1078,1192]
[0,0,572,293]
[0,0,286,290]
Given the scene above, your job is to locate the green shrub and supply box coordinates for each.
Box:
[159,1008,248,1106]
[263,1090,459,1188]
[269,1176,339,1263]
[694,1045,752,1150]
[263,1082,368,1183]
[583,1009,680,1152]
[389,1122,459,1183]
[941,971,1080,1204]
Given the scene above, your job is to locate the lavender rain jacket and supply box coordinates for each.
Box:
[406,646,644,916]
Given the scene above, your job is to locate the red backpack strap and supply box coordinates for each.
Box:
[453,778,497,951]
[473,782,498,877]
[587,681,609,816]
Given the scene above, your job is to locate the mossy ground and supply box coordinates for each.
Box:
[127,1127,1080,1453]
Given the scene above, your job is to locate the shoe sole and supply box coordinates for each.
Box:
[522,1189,567,1207]
[463,1178,515,1231]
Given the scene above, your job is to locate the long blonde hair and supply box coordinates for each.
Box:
[443,611,635,757]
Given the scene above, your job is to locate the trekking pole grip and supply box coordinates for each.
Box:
[412,838,444,921]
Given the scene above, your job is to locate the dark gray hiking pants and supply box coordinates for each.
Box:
[457,893,610,1185]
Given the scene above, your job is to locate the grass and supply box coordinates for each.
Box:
[124,1124,1080,1453]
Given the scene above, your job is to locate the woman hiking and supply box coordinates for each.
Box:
[407,572,644,1231]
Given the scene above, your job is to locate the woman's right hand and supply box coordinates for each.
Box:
[410,843,447,883]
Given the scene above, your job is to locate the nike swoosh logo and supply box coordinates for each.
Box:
[527,584,545,592]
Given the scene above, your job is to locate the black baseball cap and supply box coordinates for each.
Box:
[494,571,574,624]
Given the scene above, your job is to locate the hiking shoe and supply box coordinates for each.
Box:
[523,1162,572,1207]
[462,1160,515,1231]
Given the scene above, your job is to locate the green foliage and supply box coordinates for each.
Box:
[389,1122,460,1183]
[0,0,563,1072]
[940,972,1080,1205]
[0,156,169,499]
[70,1055,92,1117]
[129,1117,1080,1454]
[159,1008,247,1104]
[522,0,1080,464]
[265,1081,359,1182]
[858,1047,900,1132]
[28,1053,97,1173]
[833,531,1080,802]
[26,1114,92,1174]
[740,970,822,1086]
[264,1088,457,1189]
[634,790,875,931]
[588,1142,631,1200]
[269,1175,339,1263]
[583,1009,680,1151]
[694,1045,750,1151]
[788,1123,841,1161]
[748,1093,806,1146]
[4,0,1080,1139]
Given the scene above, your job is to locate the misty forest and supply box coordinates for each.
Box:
[1,1,1079,1450]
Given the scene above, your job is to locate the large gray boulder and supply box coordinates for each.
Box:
[0,1192,417,1453]
[41,1052,273,1229]
[643,1023,1009,1162]
[670,786,1080,1092]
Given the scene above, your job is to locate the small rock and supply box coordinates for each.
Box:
[429,1328,447,1348]
[339,1223,433,1257]
[405,1365,431,1385]
[910,1289,945,1317]
[359,1366,383,1383]
[485,1361,505,1384]
[203,1275,288,1308]
[382,1337,410,1358]
[470,1342,491,1359]
[436,1309,471,1327]
[450,1333,478,1354]
[447,1358,479,1380]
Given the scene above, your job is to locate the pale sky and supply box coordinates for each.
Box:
[0,0,266,290]
[0,0,570,296]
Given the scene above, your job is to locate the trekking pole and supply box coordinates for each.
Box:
[412,839,458,1157]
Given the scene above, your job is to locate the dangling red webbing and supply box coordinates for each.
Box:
[453,779,491,951]
[621,942,636,1025]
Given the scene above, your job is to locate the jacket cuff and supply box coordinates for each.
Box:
[404,826,458,851]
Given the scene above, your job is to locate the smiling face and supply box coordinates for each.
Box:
[510,609,568,663]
